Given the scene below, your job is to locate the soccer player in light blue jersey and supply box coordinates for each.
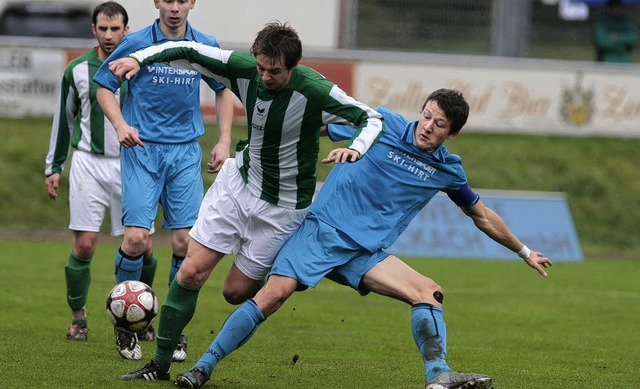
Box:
[108,21,385,382]
[94,0,235,361]
[167,89,553,389]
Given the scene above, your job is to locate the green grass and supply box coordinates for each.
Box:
[1,239,639,388]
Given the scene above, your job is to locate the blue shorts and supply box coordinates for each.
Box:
[121,141,203,230]
[270,214,389,295]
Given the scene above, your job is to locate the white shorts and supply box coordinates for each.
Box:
[190,158,308,280]
[68,150,124,236]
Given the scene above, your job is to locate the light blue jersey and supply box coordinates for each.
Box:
[313,107,477,252]
[93,19,225,144]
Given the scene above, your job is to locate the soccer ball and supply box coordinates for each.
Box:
[106,280,158,333]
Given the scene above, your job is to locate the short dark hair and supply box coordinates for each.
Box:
[250,21,302,70]
[93,1,128,26]
[422,89,469,135]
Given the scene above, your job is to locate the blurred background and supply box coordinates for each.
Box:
[1,0,639,258]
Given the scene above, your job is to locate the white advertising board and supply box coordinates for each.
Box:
[0,47,66,117]
[355,58,640,138]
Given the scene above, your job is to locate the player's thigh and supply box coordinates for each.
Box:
[361,255,439,305]
[178,238,225,287]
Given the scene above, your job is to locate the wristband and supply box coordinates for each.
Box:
[517,245,531,259]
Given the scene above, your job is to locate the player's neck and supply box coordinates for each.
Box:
[96,46,109,62]
[159,23,187,39]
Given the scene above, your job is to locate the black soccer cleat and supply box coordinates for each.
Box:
[121,360,170,381]
[174,366,210,389]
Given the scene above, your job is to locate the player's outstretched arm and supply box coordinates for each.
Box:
[462,199,553,277]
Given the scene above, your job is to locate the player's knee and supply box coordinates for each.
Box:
[175,265,207,289]
[417,278,444,305]
[74,242,95,259]
[222,288,251,305]
[123,230,149,255]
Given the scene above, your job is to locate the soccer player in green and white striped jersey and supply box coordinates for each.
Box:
[44,2,156,350]
[112,21,385,381]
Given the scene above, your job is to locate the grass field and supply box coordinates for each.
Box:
[2,238,639,388]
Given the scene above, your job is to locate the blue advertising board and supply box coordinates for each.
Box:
[387,190,583,262]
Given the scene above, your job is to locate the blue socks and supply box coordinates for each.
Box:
[168,254,184,286]
[194,299,266,376]
[114,248,143,283]
[412,303,451,381]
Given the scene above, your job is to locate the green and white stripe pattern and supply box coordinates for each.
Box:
[131,41,384,209]
[45,49,124,176]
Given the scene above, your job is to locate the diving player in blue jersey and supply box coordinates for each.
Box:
[171,88,553,389]
[94,0,234,361]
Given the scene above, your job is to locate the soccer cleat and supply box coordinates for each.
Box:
[172,333,188,362]
[115,328,142,360]
[426,371,493,389]
[174,366,210,389]
[137,324,156,341]
[121,360,170,381]
[66,323,88,341]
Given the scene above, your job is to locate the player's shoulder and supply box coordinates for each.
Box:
[294,65,336,95]
[66,49,95,67]
[375,107,409,128]
[189,27,220,47]
[63,49,98,77]
[122,25,154,46]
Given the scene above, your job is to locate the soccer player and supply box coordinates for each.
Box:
[94,0,234,361]
[164,89,553,388]
[44,1,157,344]
[106,21,385,381]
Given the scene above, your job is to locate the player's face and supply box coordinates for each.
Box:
[414,100,456,151]
[92,14,128,61]
[155,0,195,33]
[255,54,294,92]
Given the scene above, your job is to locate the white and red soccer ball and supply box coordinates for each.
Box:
[106,280,158,333]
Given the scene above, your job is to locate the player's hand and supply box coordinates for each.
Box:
[322,148,361,164]
[45,173,60,200]
[116,124,145,148]
[523,251,552,277]
[206,142,230,174]
[109,58,141,82]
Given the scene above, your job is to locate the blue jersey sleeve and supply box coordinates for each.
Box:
[326,123,356,142]
[93,37,134,92]
[326,106,392,142]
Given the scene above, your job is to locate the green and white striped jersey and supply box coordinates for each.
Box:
[45,48,126,176]
[131,42,384,209]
